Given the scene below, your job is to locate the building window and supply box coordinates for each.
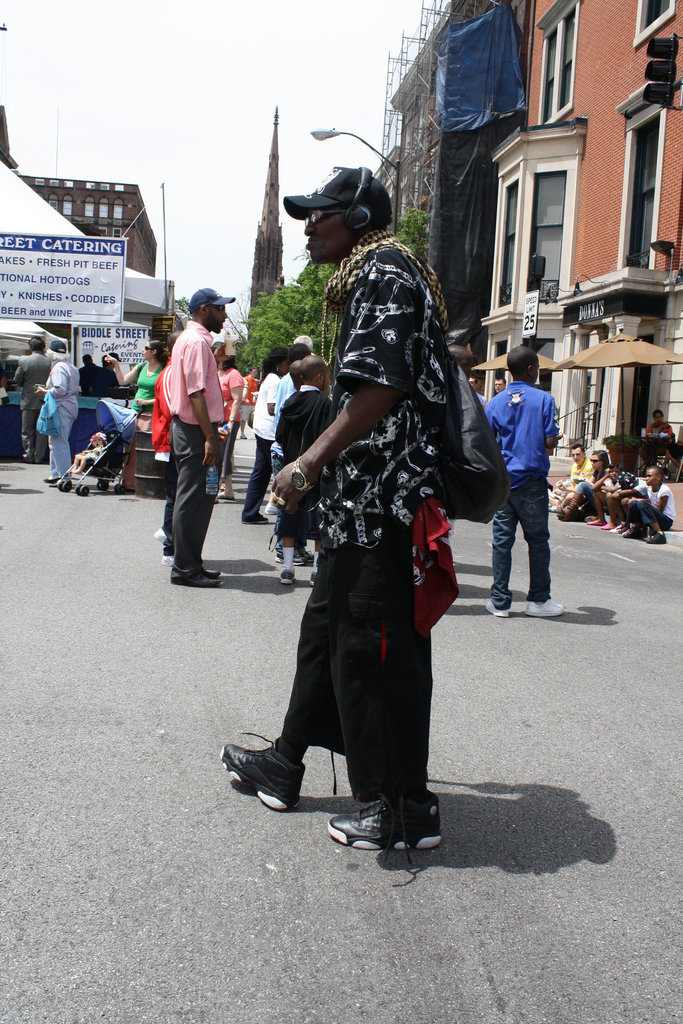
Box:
[99,199,109,219]
[62,196,73,216]
[500,181,518,305]
[86,182,95,189]
[540,4,578,122]
[64,180,73,188]
[115,184,125,192]
[48,194,59,210]
[100,183,110,191]
[35,177,44,185]
[530,172,566,297]
[635,0,675,43]
[543,31,557,122]
[627,118,659,267]
[113,199,123,220]
[49,179,59,186]
[112,227,122,237]
[84,198,95,218]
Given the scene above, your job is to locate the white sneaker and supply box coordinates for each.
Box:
[265,503,278,517]
[161,554,174,567]
[485,599,509,618]
[154,528,167,544]
[525,599,564,618]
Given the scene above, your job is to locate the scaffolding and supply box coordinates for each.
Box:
[382,0,501,219]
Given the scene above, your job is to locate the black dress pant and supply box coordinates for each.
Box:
[281,518,433,802]
[169,418,218,577]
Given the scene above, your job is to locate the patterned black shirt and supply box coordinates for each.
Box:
[319,246,448,548]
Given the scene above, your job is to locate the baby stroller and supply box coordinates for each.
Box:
[57,399,138,496]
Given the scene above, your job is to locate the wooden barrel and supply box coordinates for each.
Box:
[134,429,165,499]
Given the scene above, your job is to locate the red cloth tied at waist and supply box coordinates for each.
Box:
[412,496,459,637]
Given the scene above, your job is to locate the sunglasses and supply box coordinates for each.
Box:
[144,345,152,350]
[305,208,345,227]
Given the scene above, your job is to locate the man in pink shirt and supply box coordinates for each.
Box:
[167,287,234,587]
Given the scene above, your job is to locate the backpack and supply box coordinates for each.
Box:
[439,358,510,522]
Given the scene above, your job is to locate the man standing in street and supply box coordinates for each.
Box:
[14,338,51,463]
[221,166,452,851]
[167,288,233,588]
[484,346,563,618]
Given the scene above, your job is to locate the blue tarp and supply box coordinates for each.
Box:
[436,5,525,133]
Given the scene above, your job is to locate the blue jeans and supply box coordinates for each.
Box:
[627,500,673,532]
[242,434,274,522]
[48,405,77,478]
[574,480,596,514]
[271,450,308,555]
[491,477,551,610]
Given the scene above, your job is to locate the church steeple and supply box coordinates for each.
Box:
[250,108,284,308]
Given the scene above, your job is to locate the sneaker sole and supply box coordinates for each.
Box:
[221,755,297,811]
[327,822,441,850]
[280,577,295,586]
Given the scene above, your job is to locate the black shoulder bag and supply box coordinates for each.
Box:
[439,358,510,522]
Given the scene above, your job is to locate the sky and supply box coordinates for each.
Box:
[1,0,425,326]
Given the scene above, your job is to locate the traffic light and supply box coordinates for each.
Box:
[644,34,679,107]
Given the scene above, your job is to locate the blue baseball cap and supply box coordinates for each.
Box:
[188,288,235,313]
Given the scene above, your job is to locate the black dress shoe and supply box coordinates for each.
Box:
[242,514,269,524]
[44,477,60,485]
[200,566,222,579]
[171,572,221,588]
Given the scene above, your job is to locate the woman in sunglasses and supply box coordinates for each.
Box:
[104,341,168,488]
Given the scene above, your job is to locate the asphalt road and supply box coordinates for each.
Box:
[1,446,681,1024]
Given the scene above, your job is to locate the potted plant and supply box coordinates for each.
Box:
[602,433,641,472]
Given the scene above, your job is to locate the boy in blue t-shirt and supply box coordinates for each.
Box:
[485,346,563,618]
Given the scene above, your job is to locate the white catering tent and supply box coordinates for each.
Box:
[0,161,170,359]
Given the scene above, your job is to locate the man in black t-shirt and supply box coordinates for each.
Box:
[221,168,450,852]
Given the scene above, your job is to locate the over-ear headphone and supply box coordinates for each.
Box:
[344,167,373,231]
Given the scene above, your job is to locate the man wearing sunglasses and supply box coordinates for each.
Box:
[221,167,452,852]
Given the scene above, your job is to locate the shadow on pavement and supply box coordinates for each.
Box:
[379,780,617,877]
[447,600,618,625]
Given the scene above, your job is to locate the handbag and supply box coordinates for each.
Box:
[37,391,61,436]
[439,358,510,522]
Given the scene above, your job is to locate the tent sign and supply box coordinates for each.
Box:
[522,290,539,338]
[0,233,127,324]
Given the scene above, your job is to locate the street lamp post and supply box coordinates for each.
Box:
[311,129,401,234]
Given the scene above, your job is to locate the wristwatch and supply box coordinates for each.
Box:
[291,457,312,491]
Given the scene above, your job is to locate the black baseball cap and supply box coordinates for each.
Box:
[284,167,392,227]
[189,288,235,313]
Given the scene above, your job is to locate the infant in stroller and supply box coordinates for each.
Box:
[71,432,108,476]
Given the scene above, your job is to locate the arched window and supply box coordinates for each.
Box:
[84,198,95,218]
[113,199,123,220]
[99,199,109,219]
[63,196,73,216]
[48,194,59,210]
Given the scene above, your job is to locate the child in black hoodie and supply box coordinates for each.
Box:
[274,354,330,585]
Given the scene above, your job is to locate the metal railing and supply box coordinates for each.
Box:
[556,400,600,448]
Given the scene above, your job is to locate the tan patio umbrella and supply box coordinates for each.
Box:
[555,333,683,371]
[556,333,683,456]
[474,352,562,372]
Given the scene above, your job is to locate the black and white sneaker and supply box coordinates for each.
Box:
[293,550,314,566]
[328,794,441,850]
[220,741,304,811]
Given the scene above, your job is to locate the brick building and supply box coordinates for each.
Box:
[20,174,157,277]
[483,0,683,448]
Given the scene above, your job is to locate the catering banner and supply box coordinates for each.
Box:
[76,323,150,372]
[0,233,127,324]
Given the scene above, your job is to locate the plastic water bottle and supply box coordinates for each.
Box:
[206,465,219,495]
